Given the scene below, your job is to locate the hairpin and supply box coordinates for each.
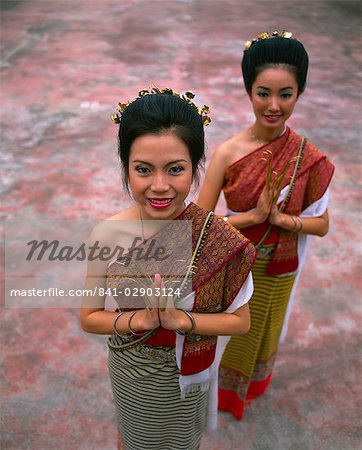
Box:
[244,30,293,52]
[111,85,211,126]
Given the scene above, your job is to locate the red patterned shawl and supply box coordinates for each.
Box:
[107,202,256,376]
[223,127,335,275]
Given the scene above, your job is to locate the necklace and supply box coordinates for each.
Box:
[249,126,287,146]
[139,208,145,242]
[249,127,268,146]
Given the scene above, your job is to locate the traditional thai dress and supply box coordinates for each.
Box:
[218,127,335,420]
[106,202,256,450]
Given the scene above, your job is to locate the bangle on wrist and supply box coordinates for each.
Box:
[113,311,128,338]
[295,216,303,232]
[290,215,298,232]
[127,310,144,335]
[175,310,196,336]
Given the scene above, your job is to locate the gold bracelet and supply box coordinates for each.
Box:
[295,216,303,232]
[290,215,298,232]
[175,310,196,336]
[127,310,144,336]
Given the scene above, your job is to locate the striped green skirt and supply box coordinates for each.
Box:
[218,254,297,419]
[108,335,208,450]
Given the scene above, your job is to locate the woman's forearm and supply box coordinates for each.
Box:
[188,311,250,336]
[226,210,264,230]
[270,209,329,237]
[81,307,160,335]
[172,304,251,336]
[81,309,128,334]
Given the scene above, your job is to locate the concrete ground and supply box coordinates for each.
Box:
[1,1,361,449]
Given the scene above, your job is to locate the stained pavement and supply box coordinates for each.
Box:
[1,1,361,449]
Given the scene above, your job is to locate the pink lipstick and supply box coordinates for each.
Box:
[147,198,173,209]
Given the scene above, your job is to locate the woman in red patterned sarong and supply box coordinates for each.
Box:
[198,31,335,420]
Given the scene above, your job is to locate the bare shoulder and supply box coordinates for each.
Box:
[213,129,254,167]
[106,205,136,221]
[90,206,138,249]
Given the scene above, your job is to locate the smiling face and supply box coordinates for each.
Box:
[249,66,299,135]
[128,131,193,220]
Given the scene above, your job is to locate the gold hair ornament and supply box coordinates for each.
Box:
[244,30,293,52]
[111,85,211,126]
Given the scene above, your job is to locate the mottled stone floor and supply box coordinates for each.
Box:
[1,1,361,449]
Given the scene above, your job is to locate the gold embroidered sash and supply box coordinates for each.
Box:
[107,203,257,375]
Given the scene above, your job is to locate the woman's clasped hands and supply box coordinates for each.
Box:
[128,273,192,334]
[254,183,284,226]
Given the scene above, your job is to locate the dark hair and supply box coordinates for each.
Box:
[242,36,309,95]
[117,93,205,189]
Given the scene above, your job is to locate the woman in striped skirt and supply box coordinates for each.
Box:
[81,87,256,449]
[198,31,335,419]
